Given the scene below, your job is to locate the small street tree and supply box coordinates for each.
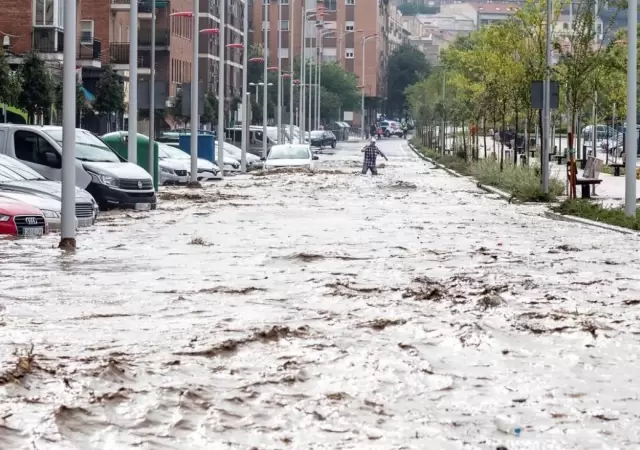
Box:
[201,90,218,127]
[93,65,125,129]
[0,49,20,109]
[387,44,431,118]
[18,53,53,123]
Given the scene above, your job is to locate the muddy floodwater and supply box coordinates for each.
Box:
[1,140,640,449]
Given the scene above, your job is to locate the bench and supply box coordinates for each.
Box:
[609,163,624,177]
[527,149,536,158]
[567,156,604,199]
[443,148,454,155]
[553,154,566,165]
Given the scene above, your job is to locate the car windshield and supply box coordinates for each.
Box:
[0,165,23,182]
[310,131,323,137]
[269,146,310,160]
[158,143,189,160]
[0,155,45,180]
[44,129,121,163]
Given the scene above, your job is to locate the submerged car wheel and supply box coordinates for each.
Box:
[331,140,336,149]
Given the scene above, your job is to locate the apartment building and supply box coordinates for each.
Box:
[249,0,390,125]
[388,4,410,52]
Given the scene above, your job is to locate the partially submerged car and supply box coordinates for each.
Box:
[263,144,319,170]
[0,198,48,237]
[0,191,75,231]
[0,154,97,226]
[158,142,220,181]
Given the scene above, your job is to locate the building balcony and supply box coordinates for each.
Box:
[110,0,168,16]
[32,28,64,61]
[138,28,170,48]
[109,42,153,74]
[78,38,102,68]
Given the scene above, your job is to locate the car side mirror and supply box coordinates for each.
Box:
[45,151,61,168]
[312,155,319,160]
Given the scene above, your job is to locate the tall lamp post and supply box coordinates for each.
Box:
[263,1,269,158]
[360,33,379,140]
[241,0,249,172]
[300,9,322,143]
[624,0,637,216]
[60,0,77,248]
[276,0,283,143]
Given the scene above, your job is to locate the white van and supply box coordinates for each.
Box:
[0,125,156,210]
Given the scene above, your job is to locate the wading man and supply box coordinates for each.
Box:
[361,138,388,175]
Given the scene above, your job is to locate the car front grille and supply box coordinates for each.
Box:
[119,179,153,190]
[175,170,188,176]
[14,215,46,233]
[75,203,94,218]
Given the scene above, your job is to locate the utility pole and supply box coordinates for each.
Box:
[541,0,552,194]
[148,0,156,184]
[216,0,225,175]
[241,0,248,172]
[624,0,637,216]
[60,0,77,248]
[128,0,138,164]
[190,0,199,183]
[262,2,269,159]
[289,0,295,142]
[277,0,283,143]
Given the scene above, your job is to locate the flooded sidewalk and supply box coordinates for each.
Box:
[1,139,640,449]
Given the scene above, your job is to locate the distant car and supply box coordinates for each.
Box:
[309,130,336,149]
[0,198,48,237]
[382,121,403,138]
[222,143,263,170]
[156,142,220,181]
[263,144,319,170]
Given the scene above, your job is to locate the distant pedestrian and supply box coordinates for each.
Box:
[361,138,388,175]
[369,123,376,139]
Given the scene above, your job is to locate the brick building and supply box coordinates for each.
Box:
[249,0,390,126]
[0,0,245,129]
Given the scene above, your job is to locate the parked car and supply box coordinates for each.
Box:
[0,191,76,231]
[224,127,278,156]
[157,142,220,181]
[0,125,156,211]
[163,141,240,173]
[222,142,263,170]
[263,144,319,170]
[0,154,97,226]
[309,130,337,149]
[0,198,48,237]
[381,121,403,138]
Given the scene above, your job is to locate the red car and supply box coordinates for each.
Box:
[0,199,48,237]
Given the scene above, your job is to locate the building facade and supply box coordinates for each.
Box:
[249,0,390,125]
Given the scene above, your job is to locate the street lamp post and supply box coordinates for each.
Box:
[300,9,321,143]
[241,0,249,173]
[624,0,637,216]
[128,0,138,165]
[360,33,379,140]
[263,2,269,159]
[277,0,283,144]
[216,0,226,177]
[60,0,77,248]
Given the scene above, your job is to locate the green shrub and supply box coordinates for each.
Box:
[552,200,640,230]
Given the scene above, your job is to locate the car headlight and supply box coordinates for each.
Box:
[0,214,10,222]
[161,167,175,174]
[42,209,61,219]
[87,170,119,187]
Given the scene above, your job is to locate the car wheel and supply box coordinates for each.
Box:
[331,140,336,149]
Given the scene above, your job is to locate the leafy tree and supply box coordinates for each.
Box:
[201,90,218,126]
[397,3,440,16]
[0,49,20,108]
[168,85,187,126]
[93,65,125,118]
[387,44,431,118]
[18,53,53,123]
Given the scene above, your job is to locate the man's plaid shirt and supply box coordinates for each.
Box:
[363,144,382,166]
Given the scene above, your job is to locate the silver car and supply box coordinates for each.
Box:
[0,154,98,226]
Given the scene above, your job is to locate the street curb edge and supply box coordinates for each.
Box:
[407,143,463,178]
[544,211,637,235]
[475,183,513,201]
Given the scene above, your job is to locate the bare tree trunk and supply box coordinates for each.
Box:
[462,120,468,160]
[483,115,487,159]
[500,99,506,171]
[514,100,519,166]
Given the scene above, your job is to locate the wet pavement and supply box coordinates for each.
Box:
[1,138,640,449]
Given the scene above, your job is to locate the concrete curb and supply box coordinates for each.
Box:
[544,211,637,235]
[407,143,463,178]
[475,183,513,201]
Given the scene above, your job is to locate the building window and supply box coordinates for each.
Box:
[278,48,289,59]
[325,0,337,10]
[262,21,270,30]
[280,0,288,3]
[345,21,354,32]
[346,0,355,4]
[280,20,289,31]
[80,20,94,44]
[34,0,56,26]
[345,48,354,59]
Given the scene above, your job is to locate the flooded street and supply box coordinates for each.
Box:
[1,139,640,449]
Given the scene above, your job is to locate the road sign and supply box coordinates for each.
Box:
[531,80,559,110]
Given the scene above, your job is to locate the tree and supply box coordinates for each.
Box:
[18,53,53,123]
[397,3,440,16]
[387,44,431,118]
[201,90,218,126]
[0,49,20,108]
[93,65,125,119]
[167,85,187,127]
